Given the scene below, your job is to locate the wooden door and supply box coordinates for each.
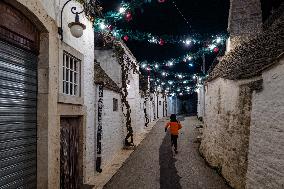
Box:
[60,117,80,189]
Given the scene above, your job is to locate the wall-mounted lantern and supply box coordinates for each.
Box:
[58,0,87,41]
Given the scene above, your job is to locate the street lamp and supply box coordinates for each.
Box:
[58,0,87,41]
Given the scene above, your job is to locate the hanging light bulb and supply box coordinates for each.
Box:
[141,63,147,68]
[119,7,126,14]
[208,44,217,51]
[185,39,191,45]
[155,64,159,68]
[99,22,106,30]
[162,72,166,76]
[216,37,222,44]
[167,61,174,66]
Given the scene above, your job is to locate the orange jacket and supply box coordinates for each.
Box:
[165,122,182,135]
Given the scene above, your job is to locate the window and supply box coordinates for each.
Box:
[113,98,118,111]
[63,51,81,96]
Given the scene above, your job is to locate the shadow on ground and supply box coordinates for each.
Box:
[159,132,182,189]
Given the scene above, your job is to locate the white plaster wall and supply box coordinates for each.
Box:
[101,89,124,169]
[246,58,284,189]
[94,50,122,87]
[40,0,57,20]
[197,85,205,118]
[157,94,165,118]
[41,0,96,182]
[127,72,145,135]
[200,78,248,188]
[119,43,146,137]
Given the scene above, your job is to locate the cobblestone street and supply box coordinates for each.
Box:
[103,117,231,189]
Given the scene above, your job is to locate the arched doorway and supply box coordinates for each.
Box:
[0,2,39,188]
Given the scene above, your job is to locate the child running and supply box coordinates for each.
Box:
[165,114,182,154]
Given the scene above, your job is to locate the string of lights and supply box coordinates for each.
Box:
[171,0,191,31]
[94,0,227,96]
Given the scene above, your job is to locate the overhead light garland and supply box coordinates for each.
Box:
[139,36,226,68]
[94,20,201,45]
[94,0,227,96]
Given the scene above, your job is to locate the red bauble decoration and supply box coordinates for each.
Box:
[159,38,165,46]
[125,12,132,22]
[123,35,129,41]
[213,47,219,53]
[158,0,166,3]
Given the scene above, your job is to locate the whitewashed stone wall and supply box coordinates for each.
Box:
[94,50,122,87]
[200,78,252,189]
[197,85,205,119]
[127,68,145,136]
[246,58,284,189]
[100,89,124,169]
[13,0,96,186]
[39,0,96,183]
[157,93,165,118]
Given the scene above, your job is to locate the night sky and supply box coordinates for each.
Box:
[99,0,282,74]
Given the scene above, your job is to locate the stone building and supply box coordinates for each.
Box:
[200,1,284,189]
[93,41,152,172]
[0,0,98,187]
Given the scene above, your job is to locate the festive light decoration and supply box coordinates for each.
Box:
[213,47,219,53]
[123,35,129,41]
[93,1,227,96]
[125,11,133,21]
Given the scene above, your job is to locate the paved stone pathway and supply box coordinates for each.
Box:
[103,117,231,189]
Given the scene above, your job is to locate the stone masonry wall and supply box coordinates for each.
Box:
[200,77,258,189]
[94,50,122,87]
[246,57,284,189]
[228,0,262,50]
[101,89,124,169]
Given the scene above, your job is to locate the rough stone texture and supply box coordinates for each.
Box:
[200,77,262,189]
[201,2,284,189]
[94,49,122,87]
[227,0,262,50]
[94,63,120,93]
[246,57,284,189]
[209,7,284,82]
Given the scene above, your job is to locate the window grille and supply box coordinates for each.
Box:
[63,51,81,96]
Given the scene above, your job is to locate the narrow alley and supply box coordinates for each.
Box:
[103,117,230,189]
[0,0,283,189]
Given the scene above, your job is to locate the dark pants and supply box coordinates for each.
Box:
[171,135,178,150]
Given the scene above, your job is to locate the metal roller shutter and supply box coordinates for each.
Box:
[0,40,37,189]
